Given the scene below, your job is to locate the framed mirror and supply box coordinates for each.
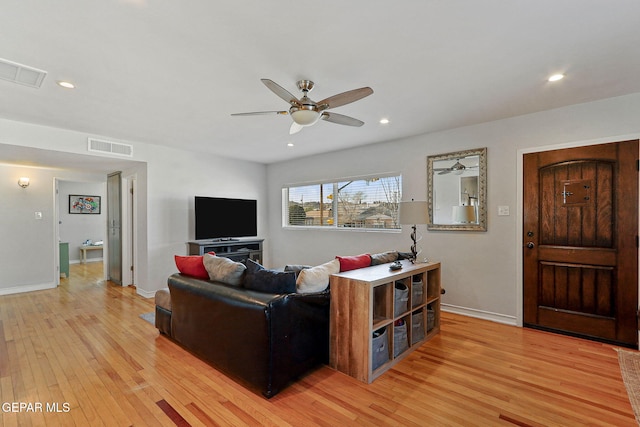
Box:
[427,147,487,231]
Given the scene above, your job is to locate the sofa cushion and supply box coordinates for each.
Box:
[370,250,399,266]
[397,251,415,260]
[174,254,211,280]
[296,259,340,293]
[203,253,246,286]
[244,259,296,294]
[155,288,172,311]
[284,264,311,278]
[336,253,371,272]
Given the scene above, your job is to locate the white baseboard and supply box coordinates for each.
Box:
[441,303,517,326]
[0,282,56,296]
[70,257,103,264]
[136,288,155,299]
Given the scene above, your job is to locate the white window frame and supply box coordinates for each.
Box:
[282,173,402,233]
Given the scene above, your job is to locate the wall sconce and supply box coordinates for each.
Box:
[18,177,30,188]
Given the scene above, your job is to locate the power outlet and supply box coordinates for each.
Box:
[34,212,43,219]
[498,206,510,216]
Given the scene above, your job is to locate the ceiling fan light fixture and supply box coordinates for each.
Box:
[235,79,373,133]
[451,161,466,174]
[290,109,320,126]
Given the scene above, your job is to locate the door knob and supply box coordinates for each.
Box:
[526,242,535,249]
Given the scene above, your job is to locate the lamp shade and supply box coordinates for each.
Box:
[290,109,320,125]
[452,205,477,223]
[398,200,429,225]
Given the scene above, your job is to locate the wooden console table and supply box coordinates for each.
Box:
[80,245,103,264]
[329,260,441,383]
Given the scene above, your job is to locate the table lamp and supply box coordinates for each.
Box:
[398,200,429,263]
[452,205,477,223]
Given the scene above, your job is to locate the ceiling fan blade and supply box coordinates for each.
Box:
[321,112,364,127]
[438,170,452,175]
[231,110,288,116]
[317,87,373,110]
[261,79,301,106]
[290,122,304,134]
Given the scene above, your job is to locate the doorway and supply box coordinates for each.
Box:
[107,172,122,285]
[523,140,638,347]
[55,178,108,283]
[121,173,137,286]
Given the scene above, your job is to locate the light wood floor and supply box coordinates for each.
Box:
[0,262,636,426]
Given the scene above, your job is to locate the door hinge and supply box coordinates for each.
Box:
[636,159,639,171]
[636,236,639,248]
[130,265,134,271]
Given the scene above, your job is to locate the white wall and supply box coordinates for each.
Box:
[58,180,106,263]
[0,118,268,297]
[0,164,108,294]
[144,145,268,296]
[266,93,640,325]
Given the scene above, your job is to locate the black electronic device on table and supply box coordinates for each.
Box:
[389,261,403,271]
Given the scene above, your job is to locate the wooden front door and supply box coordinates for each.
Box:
[523,140,638,347]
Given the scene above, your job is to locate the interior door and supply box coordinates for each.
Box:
[523,140,638,347]
[107,172,122,285]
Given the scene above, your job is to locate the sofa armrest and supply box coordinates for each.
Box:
[287,288,331,305]
[261,288,331,395]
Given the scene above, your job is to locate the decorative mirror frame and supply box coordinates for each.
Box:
[427,147,487,231]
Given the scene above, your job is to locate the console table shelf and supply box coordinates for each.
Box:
[329,260,441,383]
[187,238,263,264]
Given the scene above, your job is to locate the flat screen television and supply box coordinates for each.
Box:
[195,196,257,240]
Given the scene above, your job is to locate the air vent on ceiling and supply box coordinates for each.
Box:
[0,58,47,88]
[88,138,134,158]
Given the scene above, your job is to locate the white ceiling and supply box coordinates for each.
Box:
[1,1,639,165]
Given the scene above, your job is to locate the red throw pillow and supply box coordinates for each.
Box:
[174,252,214,279]
[336,254,371,272]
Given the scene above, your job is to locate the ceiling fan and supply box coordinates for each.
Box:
[435,159,478,175]
[231,79,373,134]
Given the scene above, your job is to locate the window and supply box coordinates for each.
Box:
[284,174,402,231]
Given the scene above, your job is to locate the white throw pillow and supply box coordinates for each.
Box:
[203,253,246,286]
[296,259,340,293]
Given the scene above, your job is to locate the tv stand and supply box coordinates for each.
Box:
[188,238,263,264]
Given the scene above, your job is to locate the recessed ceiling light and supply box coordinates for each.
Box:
[287,142,294,147]
[57,80,75,89]
[379,118,390,124]
[548,74,564,82]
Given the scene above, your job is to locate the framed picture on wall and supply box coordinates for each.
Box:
[69,195,101,214]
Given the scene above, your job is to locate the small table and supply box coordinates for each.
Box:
[80,245,103,263]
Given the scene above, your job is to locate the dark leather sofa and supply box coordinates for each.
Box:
[155,273,330,398]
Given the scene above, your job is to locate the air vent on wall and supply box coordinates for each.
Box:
[0,58,47,88]
[88,138,134,157]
